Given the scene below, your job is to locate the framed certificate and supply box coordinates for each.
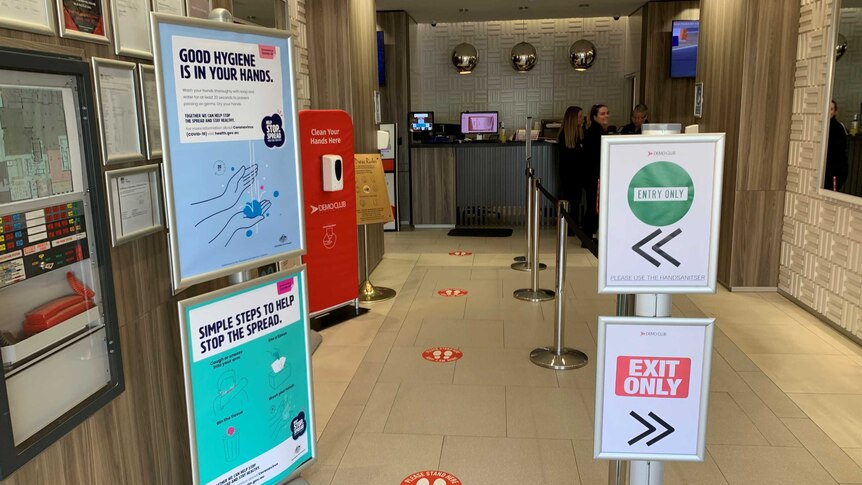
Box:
[105,164,164,245]
[185,0,210,18]
[110,0,152,58]
[138,64,162,159]
[91,58,145,165]
[152,0,185,15]
[0,0,56,35]
[58,0,110,43]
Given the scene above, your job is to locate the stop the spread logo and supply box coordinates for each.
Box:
[615,356,691,398]
[262,113,285,147]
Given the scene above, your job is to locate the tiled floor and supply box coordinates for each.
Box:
[304,229,862,485]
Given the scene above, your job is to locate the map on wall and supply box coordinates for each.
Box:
[0,86,75,204]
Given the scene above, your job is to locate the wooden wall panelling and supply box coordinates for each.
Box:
[307,0,384,277]
[306,0,353,111]
[640,1,699,127]
[736,0,799,192]
[696,0,745,285]
[377,11,413,224]
[411,148,457,225]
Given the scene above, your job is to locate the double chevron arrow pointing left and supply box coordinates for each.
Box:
[632,228,682,268]
[627,411,675,446]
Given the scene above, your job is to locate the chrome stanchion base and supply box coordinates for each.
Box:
[510,261,547,272]
[514,255,526,262]
[530,347,588,370]
[513,288,555,302]
[358,279,396,302]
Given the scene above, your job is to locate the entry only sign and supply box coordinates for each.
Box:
[597,134,725,294]
[594,316,714,462]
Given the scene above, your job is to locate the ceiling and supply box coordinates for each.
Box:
[376,0,646,23]
[226,0,649,28]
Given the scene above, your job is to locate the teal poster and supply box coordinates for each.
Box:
[181,270,314,485]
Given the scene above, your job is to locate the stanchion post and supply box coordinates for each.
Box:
[529,201,588,369]
[358,223,396,302]
[515,178,554,301]
[607,293,635,483]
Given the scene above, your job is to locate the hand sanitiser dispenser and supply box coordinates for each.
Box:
[322,154,343,191]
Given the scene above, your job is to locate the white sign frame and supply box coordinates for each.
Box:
[138,64,162,159]
[57,0,111,44]
[91,57,146,165]
[594,316,714,462]
[597,134,725,294]
[150,13,306,292]
[105,164,164,245]
[152,0,186,15]
[110,0,153,59]
[177,268,317,485]
[0,0,56,35]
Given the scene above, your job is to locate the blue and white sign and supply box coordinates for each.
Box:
[151,14,305,290]
[178,269,315,485]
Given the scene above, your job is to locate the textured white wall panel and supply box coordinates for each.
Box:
[780,0,862,341]
[410,18,630,130]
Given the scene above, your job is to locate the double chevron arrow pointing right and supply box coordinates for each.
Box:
[632,228,682,267]
[627,411,675,446]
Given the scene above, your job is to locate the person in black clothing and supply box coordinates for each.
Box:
[557,106,585,204]
[581,104,610,238]
[824,100,849,191]
[620,103,649,135]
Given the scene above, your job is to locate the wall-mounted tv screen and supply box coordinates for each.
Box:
[409,112,434,132]
[670,20,699,78]
[377,31,385,85]
[461,112,499,134]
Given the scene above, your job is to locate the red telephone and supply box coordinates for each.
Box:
[22,273,96,337]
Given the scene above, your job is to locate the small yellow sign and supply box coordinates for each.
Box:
[354,153,394,225]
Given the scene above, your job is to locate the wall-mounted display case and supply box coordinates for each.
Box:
[0,48,123,478]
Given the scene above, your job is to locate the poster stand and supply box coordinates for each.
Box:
[358,223,396,302]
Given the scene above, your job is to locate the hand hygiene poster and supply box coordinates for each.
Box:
[155,20,303,288]
[182,271,313,485]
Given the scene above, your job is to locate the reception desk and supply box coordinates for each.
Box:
[410,142,560,227]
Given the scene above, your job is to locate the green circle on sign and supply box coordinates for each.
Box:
[627,161,694,226]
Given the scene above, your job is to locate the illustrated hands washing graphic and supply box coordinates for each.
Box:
[192,164,272,246]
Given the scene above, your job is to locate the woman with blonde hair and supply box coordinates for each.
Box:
[557,106,585,233]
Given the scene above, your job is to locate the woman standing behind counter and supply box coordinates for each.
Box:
[557,106,585,214]
[581,103,610,239]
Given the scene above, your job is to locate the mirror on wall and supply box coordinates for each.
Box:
[824,0,862,198]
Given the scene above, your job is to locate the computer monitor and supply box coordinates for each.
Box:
[461,112,499,134]
[408,112,434,132]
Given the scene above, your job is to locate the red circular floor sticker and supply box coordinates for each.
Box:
[401,470,462,485]
[448,250,472,256]
[437,288,468,297]
[422,347,463,363]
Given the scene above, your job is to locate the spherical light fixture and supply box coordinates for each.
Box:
[452,43,479,74]
[836,33,848,61]
[569,39,596,71]
[510,42,538,72]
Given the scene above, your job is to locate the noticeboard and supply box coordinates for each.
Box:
[594,316,714,462]
[178,268,315,485]
[151,14,305,292]
[597,134,725,294]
